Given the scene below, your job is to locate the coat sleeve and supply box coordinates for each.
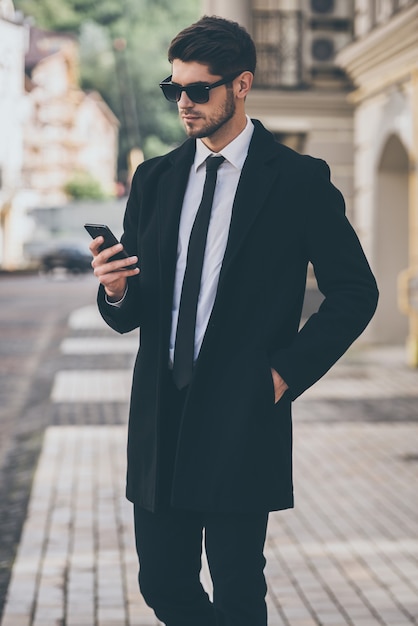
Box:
[97,167,143,335]
[270,159,379,400]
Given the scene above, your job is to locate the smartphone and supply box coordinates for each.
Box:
[84,223,137,269]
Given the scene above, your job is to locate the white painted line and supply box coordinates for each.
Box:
[60,337,138,355]
[68,306,107,330]
[50,370,132,403]
[302,372,418,400]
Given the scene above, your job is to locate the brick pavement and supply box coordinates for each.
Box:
[1,305,418,626]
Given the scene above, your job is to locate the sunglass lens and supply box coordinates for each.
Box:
[186,86,208,104]
[161,84,180,102]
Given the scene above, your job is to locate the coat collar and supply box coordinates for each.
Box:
[158,118,283,220]
[156,119,284,290]
[156,136,195,315]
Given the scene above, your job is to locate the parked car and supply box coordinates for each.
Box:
[40,245,92,274]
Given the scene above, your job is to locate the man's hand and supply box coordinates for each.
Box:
[271,368,289,404]
[89,237,139,302]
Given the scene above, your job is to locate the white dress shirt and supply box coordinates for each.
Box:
[169,117,254,366]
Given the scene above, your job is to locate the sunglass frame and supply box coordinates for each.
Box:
[159,72,242,104]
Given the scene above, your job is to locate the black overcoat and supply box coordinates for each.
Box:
[98,120,378,513]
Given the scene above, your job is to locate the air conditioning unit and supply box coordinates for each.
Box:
[305,30,352,69]
[302,0,353,83]
[304,0,353,21]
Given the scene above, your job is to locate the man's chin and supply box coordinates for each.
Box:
[183,122,216,140]
[186,130,207,139]
[183,121,204,138]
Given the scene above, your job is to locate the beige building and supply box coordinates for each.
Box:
[0,0,26,268]
[337,0,418,362]
[23,27,119,207]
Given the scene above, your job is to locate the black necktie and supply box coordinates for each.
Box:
[173,155,225,389]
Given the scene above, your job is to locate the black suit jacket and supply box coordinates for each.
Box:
[98,120,378,513]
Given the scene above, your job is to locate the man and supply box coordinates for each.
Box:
[90,15,378,626]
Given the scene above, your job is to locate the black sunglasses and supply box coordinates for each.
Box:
[159,72,242,104]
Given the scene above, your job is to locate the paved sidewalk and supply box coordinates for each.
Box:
[1,306,418,626]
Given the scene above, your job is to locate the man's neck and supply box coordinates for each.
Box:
[201,114,248,153]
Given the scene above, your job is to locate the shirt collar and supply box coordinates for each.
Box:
[194,116,254,172]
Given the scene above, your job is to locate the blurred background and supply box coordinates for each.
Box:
[1,0,418,362]
[1,2,418,623]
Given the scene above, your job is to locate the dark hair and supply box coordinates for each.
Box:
[168,15,256,77]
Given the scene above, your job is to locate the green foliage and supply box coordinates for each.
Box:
[143,135,174,160]
[14,0,81,31]
[15,0,200,177]
[64,171,107,200]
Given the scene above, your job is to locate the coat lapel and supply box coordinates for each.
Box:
[156,139,196,330]
[218,121,284,286]
[157,139,196,267]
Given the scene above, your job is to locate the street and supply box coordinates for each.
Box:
[0,272,105,615]
[0,272,418,625]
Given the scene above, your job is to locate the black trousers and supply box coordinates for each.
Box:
[133,372,269,625]
[134,505,269,626]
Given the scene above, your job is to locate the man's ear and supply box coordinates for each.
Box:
[236,71,253,99]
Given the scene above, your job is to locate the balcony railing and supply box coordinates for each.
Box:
[253,10,303,89]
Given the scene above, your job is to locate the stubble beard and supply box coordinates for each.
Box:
[181,88,236,139]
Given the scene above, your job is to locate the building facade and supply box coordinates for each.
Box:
[337,0,418,362]
[23,27,119,207]
[0,0,26,268]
